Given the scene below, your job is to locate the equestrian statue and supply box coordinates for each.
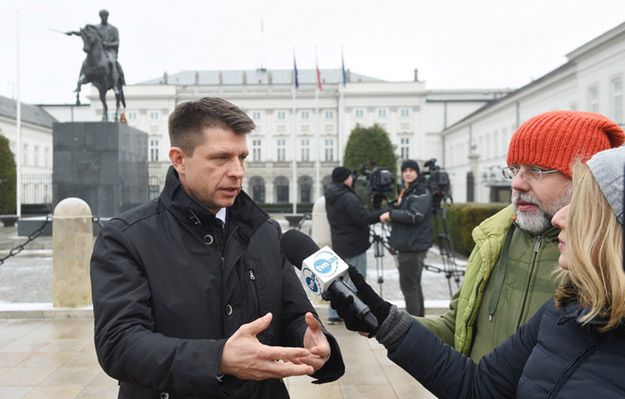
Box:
[66,9,126,122]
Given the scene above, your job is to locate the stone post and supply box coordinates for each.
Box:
[311,196,331,248]
[52,198,93,308]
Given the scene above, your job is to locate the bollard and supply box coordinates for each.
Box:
[311,196,332,248]
[52,198,93,308]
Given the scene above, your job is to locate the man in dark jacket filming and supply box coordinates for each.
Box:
[90,97,344,399]
[324,166,385,324]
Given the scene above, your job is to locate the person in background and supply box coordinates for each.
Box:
[324,166,386,324]
[331,146,625,398]
[417,111,625,361]
[380,160,433,316]
[91,97,344,399]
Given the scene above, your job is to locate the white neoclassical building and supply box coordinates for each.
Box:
[442,21,625,204]
[0,95,56,205]
[76,68,504,204]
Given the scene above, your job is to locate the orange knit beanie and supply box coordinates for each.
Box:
[506,111,625,177]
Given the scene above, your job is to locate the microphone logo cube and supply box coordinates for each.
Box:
[301,246,349,295]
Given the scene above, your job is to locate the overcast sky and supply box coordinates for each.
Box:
[1,0,624,104]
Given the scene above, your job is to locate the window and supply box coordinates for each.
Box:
[587,85,599,113]
[149,110,160,120]
[23,144,28,165]
[275,176,289,203]
[300,139,310,161]
[277,139,286,161]
[611,76,623,124]
[400,138,410,160]
[252,139,262,161]
[44,147,50,168]
[300,111,310,120]
[277,111,286,120]
[34,146,40,167]
[354,109,364,118]
[377,108,387,118]
[127,111,137,120]
[299,176,313,203]
[249,176,266,203]
[324,139,334,161]
[149,139,160,161]
[251,111,262,120]
[400,108,410,118]
[324,111,334,120]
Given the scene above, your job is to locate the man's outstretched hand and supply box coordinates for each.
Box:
[301,312,331,372]
[329,266,392,337]
[219,313,314,380]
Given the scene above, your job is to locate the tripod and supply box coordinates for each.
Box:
[424,201,465,297]
[370,224,395,298]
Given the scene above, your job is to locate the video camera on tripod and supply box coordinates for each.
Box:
[357,164,395,210]
[422,158,452,210]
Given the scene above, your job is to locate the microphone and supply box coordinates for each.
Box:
[281,229,378,331]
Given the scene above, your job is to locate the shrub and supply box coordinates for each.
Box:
[0,136,16,215]
[440,202,508,256]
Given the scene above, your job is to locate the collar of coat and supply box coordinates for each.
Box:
[558,300,611,328]
[160,166,270,240]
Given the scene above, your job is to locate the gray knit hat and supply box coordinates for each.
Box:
[586,146,625,224]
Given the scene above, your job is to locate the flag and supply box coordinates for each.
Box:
[293,54,300,89]
[341,51,347,87]
[316,60,323,91]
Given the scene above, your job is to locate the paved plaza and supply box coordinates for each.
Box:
[0,218,466,398]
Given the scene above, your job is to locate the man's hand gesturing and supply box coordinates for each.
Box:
[301,312,331,372]
[219,313,314,380]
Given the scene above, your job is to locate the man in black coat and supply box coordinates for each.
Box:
[91,97,344,399]
[324,166,385,323]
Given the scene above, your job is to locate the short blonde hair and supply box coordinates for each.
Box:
[555,161,625,331]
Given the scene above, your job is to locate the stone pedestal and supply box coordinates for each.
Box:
[52,198,93,308]
[53,122,148,218]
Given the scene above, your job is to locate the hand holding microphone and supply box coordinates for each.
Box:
[281,230,388,336]
[331,266,392,337]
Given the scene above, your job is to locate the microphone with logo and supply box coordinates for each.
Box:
[280,229,378,331]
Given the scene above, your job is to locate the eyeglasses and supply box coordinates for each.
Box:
[501,165,559,182]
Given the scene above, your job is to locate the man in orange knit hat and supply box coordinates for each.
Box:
[418,111,625,362]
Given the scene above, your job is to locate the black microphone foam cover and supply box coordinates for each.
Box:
[280,230,320,270]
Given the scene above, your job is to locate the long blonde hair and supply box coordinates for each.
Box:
[555,161,625,331]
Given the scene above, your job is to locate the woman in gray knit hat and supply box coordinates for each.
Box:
[331,146,625,398]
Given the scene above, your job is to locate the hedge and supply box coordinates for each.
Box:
[440,202,508,256]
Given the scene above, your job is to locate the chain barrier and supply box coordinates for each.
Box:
[0,215,106,266]
[0,215,52,266]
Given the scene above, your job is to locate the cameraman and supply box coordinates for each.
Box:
[381,160,433,316]
[325,166,386,324]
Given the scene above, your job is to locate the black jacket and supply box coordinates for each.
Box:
[91,167,344,399]
[324,182,384,258]
[388,299,625,398]
[387,180,433,252]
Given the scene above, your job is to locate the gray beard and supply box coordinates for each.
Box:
[512,188,572,234]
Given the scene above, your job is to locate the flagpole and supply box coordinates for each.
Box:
[338,49,347,164]
[16,9,22,219]
[291,85,297,215]
[314,48,321,200]
[291,51,298,215]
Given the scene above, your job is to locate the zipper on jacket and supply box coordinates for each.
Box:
[547,336,601,398]
[248,269,261,315]
[515,235,542,328]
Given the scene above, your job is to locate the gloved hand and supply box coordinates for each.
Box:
[329,266,392,337]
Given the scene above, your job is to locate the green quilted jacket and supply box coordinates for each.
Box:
[419,205,560,361]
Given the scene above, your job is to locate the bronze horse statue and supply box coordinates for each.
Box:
[73,24,126,121]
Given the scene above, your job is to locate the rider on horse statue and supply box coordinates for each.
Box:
[66,9,126,121]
